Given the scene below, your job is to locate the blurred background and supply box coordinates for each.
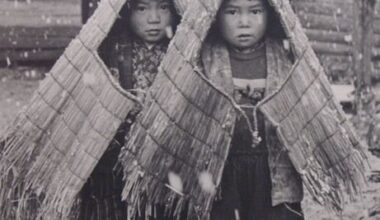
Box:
[0,0,380,219]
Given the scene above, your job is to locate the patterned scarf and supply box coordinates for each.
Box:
[131,39,168,101]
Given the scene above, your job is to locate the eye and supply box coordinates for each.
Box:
[250,9,263,14]
[135,5,147,12]
[224,9,237,15]
[160,4,170,10]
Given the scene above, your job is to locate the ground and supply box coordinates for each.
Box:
[0,67,41,134]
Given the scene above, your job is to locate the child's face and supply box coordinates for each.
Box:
[218,0,268,51]
[129,0,174,45]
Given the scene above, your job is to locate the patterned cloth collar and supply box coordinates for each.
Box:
[131,38,168,101]
[228,40,266,59]
[132,37,169,51]
[229,42,266,61]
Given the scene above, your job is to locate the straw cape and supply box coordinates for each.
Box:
[0,0,367,219]
[119,0,368,218]
[0,0,138,219]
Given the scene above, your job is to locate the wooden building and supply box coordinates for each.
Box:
[0,0,81,64]
[292,0,380,84]
[81,0,380,84]
[1,0,379,79]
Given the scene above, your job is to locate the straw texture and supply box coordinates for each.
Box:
[0,0,138,219]
[118,0,238,219]
[257,0,367,211]
[119,0,367,217]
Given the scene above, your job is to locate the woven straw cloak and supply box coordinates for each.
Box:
[0,0,367,219]
[0,0,137,219]
[119,0,367,218]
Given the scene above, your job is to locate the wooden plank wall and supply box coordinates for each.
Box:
[291,0,380,83]
[79,0,380,84]
[373,3,380,78]
[0,1,81,64]
[0,26,80,63]
[1,0,379,73]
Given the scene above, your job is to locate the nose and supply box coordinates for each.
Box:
[148,9,161,23]
[238,14,249,27]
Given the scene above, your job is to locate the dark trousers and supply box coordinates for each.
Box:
[210,153,304,220]
[78,122,129,220]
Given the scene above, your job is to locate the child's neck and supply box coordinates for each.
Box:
[144,42,156,50]
[134,38,167,50]
[230,40,265,54]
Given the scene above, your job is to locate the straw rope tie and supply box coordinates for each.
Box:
[285,93,335,146]
[51,112,104,161]
[257,46,308,123]
[64,40,132,121]
[266,48,345,148]
[16,113,87,187]
[195,0,218,16]
[35,84,71,113]
[169,41,257,141]
[92,20,109,37]
[20,113,45,135]
[43,70,81,110]
[75,34,142,104]
[36,88,117,145]
[159,64,229,129]
[48,69,123,138]
[133,119,223,170]
[63,52,85,77]
[77,34,101,53]
[105,0,119,17]
[139,94,226,160]
[277,94,360,175]
[17,117,67,165]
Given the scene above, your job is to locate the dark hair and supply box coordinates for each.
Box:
[262,0,286,39]
[105,0,180,38]
[98,0,180,62]
[210,0,286,40]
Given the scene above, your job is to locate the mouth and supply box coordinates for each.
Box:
[237,34,253,39]
[146,29,161,36]
[236,34,254,43]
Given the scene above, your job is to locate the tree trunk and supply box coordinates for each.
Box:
[352,0,377,146]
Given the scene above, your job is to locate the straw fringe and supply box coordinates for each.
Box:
[257,0,368,211]
[0,0,138,218]
[118,0,237,218]
[119,0,368,216]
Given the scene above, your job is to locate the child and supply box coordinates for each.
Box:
[200,0,304,219]
[77,0,179,219]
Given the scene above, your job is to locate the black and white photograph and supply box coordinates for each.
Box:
[0,0,379,219]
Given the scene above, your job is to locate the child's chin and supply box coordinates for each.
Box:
[142,35,166,44]
[233,41,259,50]
[237,41,256,47]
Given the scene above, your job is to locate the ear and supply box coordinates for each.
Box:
[165,26,174,39]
